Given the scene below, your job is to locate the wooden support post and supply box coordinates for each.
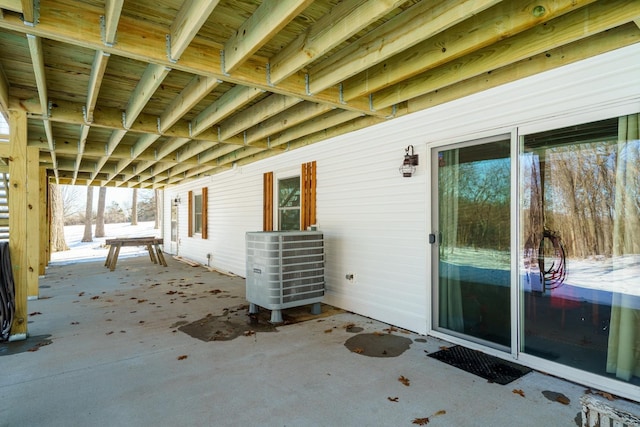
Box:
[27,146,39,298]
[39,167,49,273]
[8,109,28,340]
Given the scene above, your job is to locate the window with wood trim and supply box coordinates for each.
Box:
[188,187,208,238]
[264,162,316,231]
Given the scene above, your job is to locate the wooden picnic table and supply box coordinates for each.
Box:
[104,237,167,271]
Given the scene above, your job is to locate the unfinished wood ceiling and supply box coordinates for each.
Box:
[0,0,638,188]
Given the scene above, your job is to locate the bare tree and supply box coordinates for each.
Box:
[81,186,93,242]
[60,185,83,221]
[95,187,107,237]
[131,188,138,225]
[50,184,69,251]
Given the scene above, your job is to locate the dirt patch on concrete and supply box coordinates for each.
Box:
[179,303,344,341]
[344,333,412,357]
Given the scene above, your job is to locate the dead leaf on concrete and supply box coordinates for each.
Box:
[70,321,79,325]
[387,397,399,402]
[177,355,188,360]
[439,346,450,351]
[412,410,446,425]
[91,296,99,300]
[29,311,42,316]
[105,331,114,335]
[513,389,525,397]
[324,328,333,333]
[243,330,255,337]
[398,375,410,386]
[556,395,570,405]
[595,391,616,401]
[352,347,364,354]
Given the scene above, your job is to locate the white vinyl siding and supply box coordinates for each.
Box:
[165,43,640,345]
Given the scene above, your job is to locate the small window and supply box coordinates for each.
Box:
[278,176,300,230]
[193,193,202,234]
[188,188,208,238]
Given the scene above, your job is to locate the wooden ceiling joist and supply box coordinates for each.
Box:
[219,93,302,140]
[0,0,635,188]
[372,0,640,110]
[308,0,501,95]
[0,3,390,118]
[223,0,312,74]
[102,0,124,46]
[168,0,220,61]
[159,75,221,133]
[190,85,263,137]
[341,0,591,101]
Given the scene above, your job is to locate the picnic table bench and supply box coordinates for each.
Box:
[104,237,167,271]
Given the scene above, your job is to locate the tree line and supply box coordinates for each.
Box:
[50,185,161,252]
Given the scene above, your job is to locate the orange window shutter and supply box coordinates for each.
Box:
[301,161,317,230]
[187,190,193,237]
[263,172,273,231]
[201,187,208,239]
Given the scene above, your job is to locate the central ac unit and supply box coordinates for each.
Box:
[245,231,324,323]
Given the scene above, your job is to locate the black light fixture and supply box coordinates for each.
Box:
[173,196,181,206]
[399,145,419,177]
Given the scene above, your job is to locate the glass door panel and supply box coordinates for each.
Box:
[433,137,511,349]
[520,115,640,386]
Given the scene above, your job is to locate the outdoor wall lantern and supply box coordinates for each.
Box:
[399,145,419,177]
[173,196,181,206]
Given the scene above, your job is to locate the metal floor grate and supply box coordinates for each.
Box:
[428,345,531,385]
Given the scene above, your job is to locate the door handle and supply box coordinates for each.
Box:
[429,233,436,244]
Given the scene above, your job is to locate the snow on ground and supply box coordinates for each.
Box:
[51,221,161,264]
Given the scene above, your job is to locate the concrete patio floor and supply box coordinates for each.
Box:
[0,255,635,426]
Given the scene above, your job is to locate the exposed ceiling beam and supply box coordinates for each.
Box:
[223,0,312,73]
[22,98,229,144]
[266,110,364,148]
[407,22,640,113]
[0,0,21,13]
[72,123,91,184]
[26,34,47,124]
[0,3,389,118]
[245,101,333,145]
[190,85,263,137]
[85,50,110,123]
[124,64,171,129]
[196,141,251,164]
[176,140,220,163]
[219,93,302,140]
[20,0,34,25]
[26,33,57,180]
[268,0,404,85]
[372,0,640,110]
[155,137,191,161]
[102,0,124,46]
[111,133,161,178]
[308,0,500,95]
[168,0,220,61]
[159,75,221,133]
[341,0,593,101]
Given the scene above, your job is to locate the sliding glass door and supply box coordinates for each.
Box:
[520,115,640,386]
[432,136,511,350]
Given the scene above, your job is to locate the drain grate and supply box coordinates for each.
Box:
[428,345,531,385]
